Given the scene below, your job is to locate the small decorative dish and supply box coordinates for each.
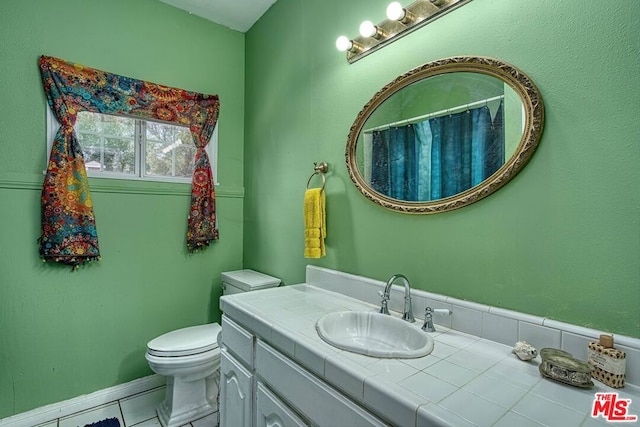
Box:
[539,348,593,388]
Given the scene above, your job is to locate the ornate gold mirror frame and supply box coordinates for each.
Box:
[345,56,545,214]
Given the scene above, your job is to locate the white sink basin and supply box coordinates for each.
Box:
[315,311,434,359]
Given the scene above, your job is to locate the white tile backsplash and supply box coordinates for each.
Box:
[518,322,562,350]
[489,306,545,326]
[451,304,484,336]
[482,312,519,346]
[560,331,593,360]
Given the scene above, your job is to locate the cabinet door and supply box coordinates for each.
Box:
[256,382,308,427]
[220,348,253,427]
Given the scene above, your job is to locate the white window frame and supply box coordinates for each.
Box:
[46,106,219,184]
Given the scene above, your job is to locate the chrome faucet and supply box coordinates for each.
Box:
[421,307,453,332]
[379,274,415,323]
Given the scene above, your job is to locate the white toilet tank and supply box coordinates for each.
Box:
[221,269,281,295]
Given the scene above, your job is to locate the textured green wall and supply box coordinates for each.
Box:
[244,0,640,338]
[0,0,244,418]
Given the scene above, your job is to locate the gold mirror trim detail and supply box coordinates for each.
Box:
[345,56,545,214]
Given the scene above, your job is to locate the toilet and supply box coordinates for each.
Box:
[145,269,281,427]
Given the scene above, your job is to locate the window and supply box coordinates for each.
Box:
[46,107,218,184]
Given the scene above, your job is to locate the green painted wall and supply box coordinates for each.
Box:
[244,0,640,339]
[1,0,639,419]
[0,0,244,418]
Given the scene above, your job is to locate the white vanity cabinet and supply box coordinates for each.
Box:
[219,314,388,427]
[220,315,310,427]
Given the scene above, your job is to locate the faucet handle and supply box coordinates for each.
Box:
[422,307,435,332]
[377,290,389,301]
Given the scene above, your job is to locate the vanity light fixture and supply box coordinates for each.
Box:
[336,0,473,63]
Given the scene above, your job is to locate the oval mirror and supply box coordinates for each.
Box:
[346,56,544,213]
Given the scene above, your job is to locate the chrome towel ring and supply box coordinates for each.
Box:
[306,162,329,191]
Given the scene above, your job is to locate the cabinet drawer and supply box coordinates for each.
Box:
[221,315,254,367]
[256,340,388,427]
[256,382,309,427]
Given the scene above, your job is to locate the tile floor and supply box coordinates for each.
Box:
[34,386,217,427]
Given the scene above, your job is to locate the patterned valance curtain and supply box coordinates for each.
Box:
[39,55,220,267]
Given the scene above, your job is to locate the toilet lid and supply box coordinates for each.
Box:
[147,323,221,357]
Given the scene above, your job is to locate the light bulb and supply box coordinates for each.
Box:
[359,20,377,38]
[335,36,353,52]
[386,2,406,21]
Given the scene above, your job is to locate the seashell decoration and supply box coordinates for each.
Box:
[512,341,538,361]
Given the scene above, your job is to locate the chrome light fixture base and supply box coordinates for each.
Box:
[342,0,473,64]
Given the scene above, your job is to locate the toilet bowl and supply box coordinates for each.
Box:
[145,269,280,427]
[145,323,222,427]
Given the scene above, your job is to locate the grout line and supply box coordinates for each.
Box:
[117,399,126,427]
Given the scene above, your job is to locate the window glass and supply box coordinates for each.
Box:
[46,108,218,184]
[76,112,136,175]
[144,120,196,178]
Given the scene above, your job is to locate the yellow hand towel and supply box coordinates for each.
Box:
[304,188,326,258]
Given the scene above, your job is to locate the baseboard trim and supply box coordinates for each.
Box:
[0,375,165,427]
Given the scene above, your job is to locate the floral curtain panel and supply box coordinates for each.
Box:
[39,55,220,267]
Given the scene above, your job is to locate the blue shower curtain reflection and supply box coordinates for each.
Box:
[370,102,504,202]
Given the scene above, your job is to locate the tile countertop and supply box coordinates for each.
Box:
[220,284,640,427]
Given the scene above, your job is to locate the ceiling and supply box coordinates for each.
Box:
[157,0,278,32]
